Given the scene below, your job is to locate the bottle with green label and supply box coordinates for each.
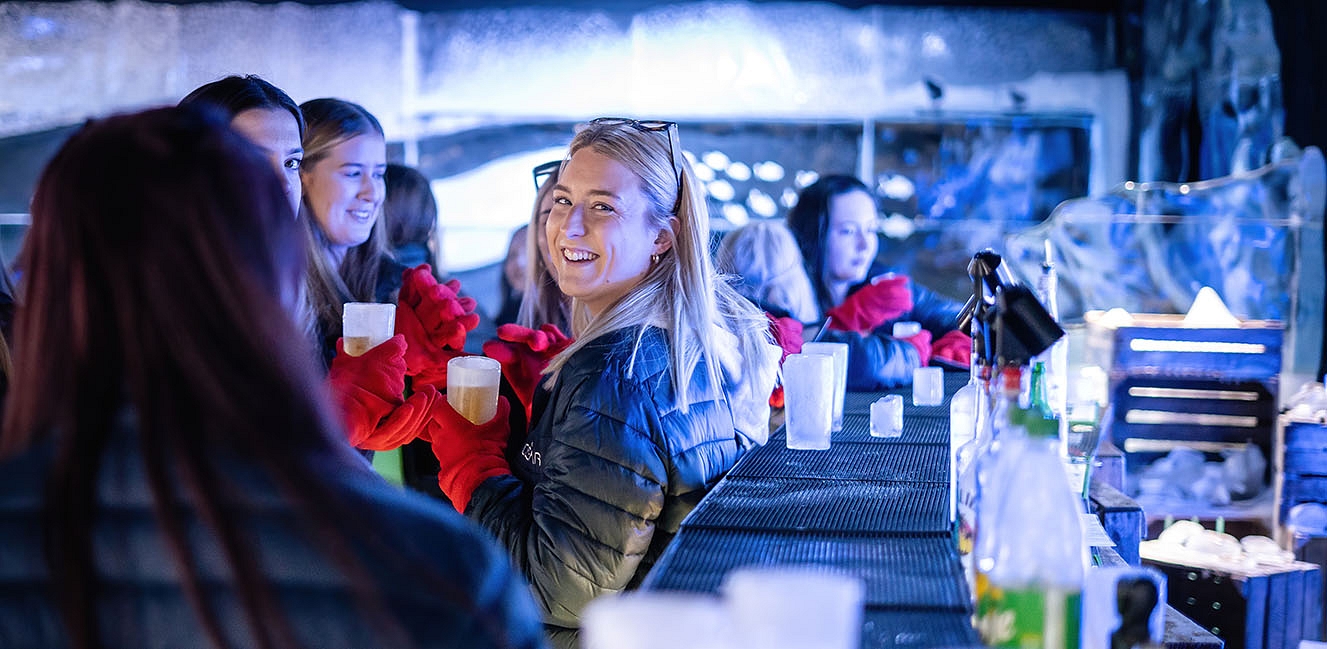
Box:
[974,408,1086,649]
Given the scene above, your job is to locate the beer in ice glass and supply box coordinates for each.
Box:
[342,302,396,356]
[447,356,501,424]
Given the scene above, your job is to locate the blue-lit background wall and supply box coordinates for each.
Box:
[1,0,1320,380]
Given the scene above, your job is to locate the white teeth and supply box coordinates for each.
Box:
[563,248,598,262]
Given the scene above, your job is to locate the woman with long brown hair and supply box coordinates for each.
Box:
[0,106,544,649]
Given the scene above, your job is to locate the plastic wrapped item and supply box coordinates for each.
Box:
[1239,535,1294,565]
[1191,464,1232,506]
[1285,380,1327,422]
[1137,448,1207,498]
[1220,445,1266,499]
[1285,502,1327,545]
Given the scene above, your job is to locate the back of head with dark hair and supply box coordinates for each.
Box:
[179,74,305,139]
[383,163,438,251]
[785,174,872,313]
[0,106,408,649]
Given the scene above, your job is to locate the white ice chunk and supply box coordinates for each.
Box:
[1183,286,1240,328]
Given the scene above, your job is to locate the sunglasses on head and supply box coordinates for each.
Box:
[585,117,685,212]
[532,160,562,190]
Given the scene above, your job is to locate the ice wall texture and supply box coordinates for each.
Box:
[0,1,1129,187]
[1136,0,1285,183]
[0,1,404,136]
[1006,145,1326,378]
[413,3,1113,116]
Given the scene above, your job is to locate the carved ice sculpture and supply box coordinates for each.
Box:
[1005,144,1325,375]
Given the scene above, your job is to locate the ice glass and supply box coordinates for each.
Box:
[802,342,848,431]
[783,353,834,450]
[912,366,944,406]
[341,302,396,356]
[1063,401,1102,497]
[870,394,904,438]
[723,566,864,649]
[582,592,731,649]
[447,356,501,424]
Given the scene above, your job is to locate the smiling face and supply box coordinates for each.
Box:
[823,189,879,288]
[301,133,386,257]
[546,148,670,318]
[230,107,303,217]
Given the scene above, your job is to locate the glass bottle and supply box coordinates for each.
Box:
[974,412,1087,649]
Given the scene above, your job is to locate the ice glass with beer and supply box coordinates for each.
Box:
[447,356,501,424]
[342,302,396,356]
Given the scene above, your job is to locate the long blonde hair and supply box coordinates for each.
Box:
[716,220,820,324]
[297,98,392,343]
[544,121,771,411]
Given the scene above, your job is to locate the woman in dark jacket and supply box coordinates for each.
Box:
[412,118,780,645]
[786,175,970,389]
[0,107,544,649]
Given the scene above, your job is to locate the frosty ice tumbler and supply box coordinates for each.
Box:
[801,342,848,432]
[447,356,501,424]
[870,394,904,438]
[782,352,834,450]
[723,566,864,649]
[341,302,396,356]
[913,366,944,406]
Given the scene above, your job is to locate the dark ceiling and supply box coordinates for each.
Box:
[117,0,1130,13]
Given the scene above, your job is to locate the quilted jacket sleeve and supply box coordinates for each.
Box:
[908,284,965,337]
[464,374,669,629]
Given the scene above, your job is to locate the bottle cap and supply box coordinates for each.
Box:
[892,321,921,338]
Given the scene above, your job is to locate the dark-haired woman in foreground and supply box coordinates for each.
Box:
[0,106,544,649]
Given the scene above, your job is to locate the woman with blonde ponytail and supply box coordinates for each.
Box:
[422,118,780,645]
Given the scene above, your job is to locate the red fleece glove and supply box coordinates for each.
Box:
[930,330,972,367]
[900,329,933,368]
[766,314,804,409]
[427,395,514,513]
[397,265,481,389]
[826,275,914,334]
[359,385,445,451]
[482,323,573,421]
[327,335,406,448]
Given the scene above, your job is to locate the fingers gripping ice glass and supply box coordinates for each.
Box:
[342,302,396,356]
[447,356,501,424]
